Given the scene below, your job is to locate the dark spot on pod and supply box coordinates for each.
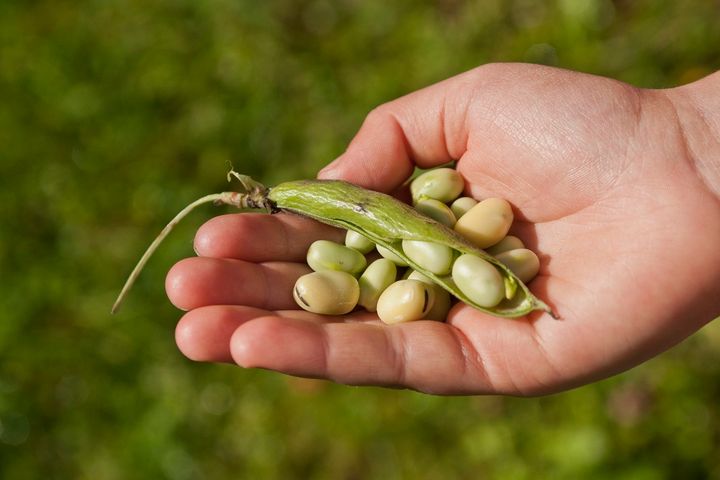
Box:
[354,202,368,213]
[267,198,280,213]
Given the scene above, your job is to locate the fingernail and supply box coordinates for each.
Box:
[318,160,341,179]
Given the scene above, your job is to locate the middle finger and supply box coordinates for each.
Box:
[166,256,311,310]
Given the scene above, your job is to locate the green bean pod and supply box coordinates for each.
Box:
[113,173,553,318]
[268,179,551,318]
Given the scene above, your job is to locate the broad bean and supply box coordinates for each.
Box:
[486,235,525,256]
[345,230,375,254]
[450,196,478,218]
[377,245,409,266]
[401,240,454,275]
[376,279,436,324]
[406,270,452,321]
[494,248,540,283]
[451,254,505,308]
[414,198,457,227]
[358,259,398,312]
[307,240,367,276]
[294,270,360,315]
[454,198,513,249]
[410,168,464,204]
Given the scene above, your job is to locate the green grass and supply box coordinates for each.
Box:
[1,0,719,478]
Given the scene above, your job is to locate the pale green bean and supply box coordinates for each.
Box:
[494,248,540,283]
[486,235,525,256]
[377,245,409,266]
[401,239,454,275]
[345,230,375,254]
[451,254,505,308]
[410,167,465,204]
[450,196,478,218]
[307,239,367,275]
[415,198,457,227]
[358,259,397,312]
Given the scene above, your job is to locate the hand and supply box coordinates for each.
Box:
[166,63,720,395]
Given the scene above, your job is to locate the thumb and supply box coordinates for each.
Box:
[318,71,474,193]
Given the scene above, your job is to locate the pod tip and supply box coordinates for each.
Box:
[535,298,559,319]
[543,303,560,320]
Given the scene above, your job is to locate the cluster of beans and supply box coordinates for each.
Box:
[292,168,540,324]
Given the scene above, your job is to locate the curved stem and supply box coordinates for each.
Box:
[112,193,226,314]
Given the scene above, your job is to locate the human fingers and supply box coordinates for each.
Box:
[228,313,509,395]
[175,305,379,363]
[176,305,274,363]
[165,257,310,311]
[318,69,479,192]
[194,212,344,261]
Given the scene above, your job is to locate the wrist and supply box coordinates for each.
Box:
[663,72,720,201]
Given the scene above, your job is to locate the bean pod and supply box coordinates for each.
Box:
[268,179,551,318]
[113,173,553,318]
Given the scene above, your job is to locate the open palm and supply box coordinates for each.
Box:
[166,64,720,395]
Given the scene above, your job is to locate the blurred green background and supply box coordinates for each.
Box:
[2,0,719,478]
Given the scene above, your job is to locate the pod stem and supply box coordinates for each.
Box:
[111,189,269,314]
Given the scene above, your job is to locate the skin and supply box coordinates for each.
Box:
[166,63,720,395]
